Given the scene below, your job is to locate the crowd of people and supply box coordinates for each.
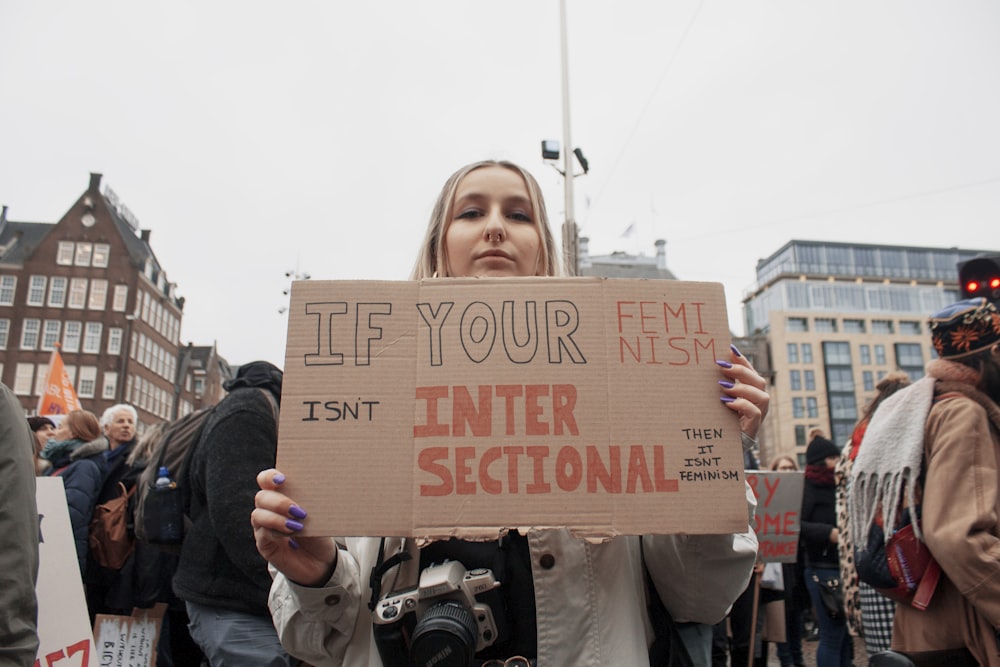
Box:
[2,158,998,667]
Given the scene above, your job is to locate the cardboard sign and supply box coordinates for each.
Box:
[278,277,748,539]
[745,470,804,563]
[35,477,97,666]
[93,604,166,667]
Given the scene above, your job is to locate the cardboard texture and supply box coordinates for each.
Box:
[746,470,804,563]
[93,604,166,667]
[36,477,97,666]
[278,277,748,539]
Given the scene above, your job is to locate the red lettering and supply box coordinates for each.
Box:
[525,385,549,435]
[555,446,583,491]
[452,386,492,436]
[763,475,780,507]
[653,446,679,492]
[414,386,449,437]
[551,384,579,435]
[503,446,524,493]
[418,447,452,496]
[479,447,503,494]
[626,445,654,493]
[587,445,622,493]
[454,446,476,494]
[495,384,522,436]
[525,446,551,494]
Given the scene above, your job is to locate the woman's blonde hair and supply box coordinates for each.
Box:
[769,455,798,471]
[409,160,561,280]
[64,410,101,442]
[127,421,166,467]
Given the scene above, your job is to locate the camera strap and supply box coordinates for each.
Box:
[368,537,415,612]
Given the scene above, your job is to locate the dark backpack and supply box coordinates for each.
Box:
[133,406,216,546]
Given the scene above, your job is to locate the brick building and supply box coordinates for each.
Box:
[0,172,230,427]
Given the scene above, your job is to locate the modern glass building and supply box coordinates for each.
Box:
[742,239,996,464]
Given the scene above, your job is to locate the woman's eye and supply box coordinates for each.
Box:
[456,209,482,220]
[508,211,533,223]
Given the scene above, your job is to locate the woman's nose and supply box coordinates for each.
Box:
[484,209,505,241]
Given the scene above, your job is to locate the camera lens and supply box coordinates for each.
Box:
[410,600,478,667]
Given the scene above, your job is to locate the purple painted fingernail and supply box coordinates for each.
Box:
[285,519,304,532]
[289,538,299,550]
[730,343,742,357]
[273,473,286,485]
[718,380,735,389]
[716,359,733,368]
[289,505,307,519]
[720,396,736,403]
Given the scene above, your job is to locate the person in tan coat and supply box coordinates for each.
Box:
[857,298,1000,666]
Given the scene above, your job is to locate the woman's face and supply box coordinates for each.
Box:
[53,420,72,441]
[33,424,55,453]
[775,458,796,472]
[443,166,542,278]
[105,409,136,448]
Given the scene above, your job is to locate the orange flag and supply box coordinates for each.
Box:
[37,348,82,416]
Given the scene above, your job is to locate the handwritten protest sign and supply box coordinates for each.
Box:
[746,470,804,563]
[278,277,748,539]
[93,604,165,667]
[36,477,96,666]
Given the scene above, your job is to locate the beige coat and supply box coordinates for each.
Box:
[891,380,1000,666]
[268,486,758,666]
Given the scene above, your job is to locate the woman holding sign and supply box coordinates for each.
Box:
[252,160,770,666]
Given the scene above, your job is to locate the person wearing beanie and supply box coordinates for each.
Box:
[801,432,851,666]
[27,415,56,475]
[854,297,1000,665]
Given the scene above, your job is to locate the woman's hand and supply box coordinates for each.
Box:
[252,469,339,587]
[717,343,769,439]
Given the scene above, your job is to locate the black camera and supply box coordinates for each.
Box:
[372,561,506,667]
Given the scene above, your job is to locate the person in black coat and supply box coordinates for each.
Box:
[172,361,297,666]
[800,435,851,667]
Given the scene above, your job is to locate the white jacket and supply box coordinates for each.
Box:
[269,486,757,666]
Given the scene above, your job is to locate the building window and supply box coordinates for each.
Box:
[74,242,93,266]
[827,367,855,392]
[790,370,802,391]
[107,327,123,355]
[48,276,67,307]
[863,370,874,391]
[42,320,61,350]
[63,321,82,353]
[93,243,111,268]
[875,344,887,365]
[872,320,895,334]
[83,322,103,354]
[787,343,799,363]
[27,276,47,306]
[63,364,76,387]
[194,377,205,397]
[900,321,922,335]
[88,279,108,310]
[802,343,813,364]
[68,278,88,308]
[859,344,871,365]
[807,397,819,418]
[0,276,16,305]
[815,317,838,333]
[102,371,118,400]
[57,242,74,265]
[14,363,34,395]
[793,397,805,418]
[78,366,97,398]
[804,370,816,390]
[795,425,807,446]
[33,364,49,396]
[843,319,865,334]
[20,319,40,350]
[824,341,857,445]
[823,341,852,365]
[0,319,8,349]
[113,285,128,312]
[895,343,925,380]
[787,317,808,332]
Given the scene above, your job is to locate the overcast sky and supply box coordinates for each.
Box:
[2,1,999,367]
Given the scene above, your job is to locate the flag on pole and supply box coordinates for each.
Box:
[37,347,82,416]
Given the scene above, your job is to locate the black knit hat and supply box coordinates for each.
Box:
[27,416,55,432]
[806,436,841,465]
